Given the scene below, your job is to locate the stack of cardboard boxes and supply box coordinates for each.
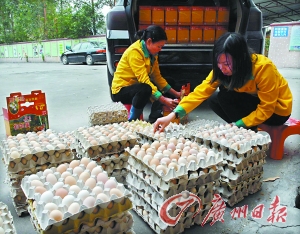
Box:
[139,5,229,44]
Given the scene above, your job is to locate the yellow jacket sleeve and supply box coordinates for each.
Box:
[174,71,219,118]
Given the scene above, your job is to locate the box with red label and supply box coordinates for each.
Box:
[152,6,165,25]
[204,7,217,25]
[178,6,191,25]
[139,6,152,24]
[191,6,204,25]
[165,6,178,25]
[165,26,177,44]
[177,26,190,43]
[217,7,230,25]
[2,90,49,136]
[190,26,203,43]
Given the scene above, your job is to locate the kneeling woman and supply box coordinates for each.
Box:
[111,25,180,122]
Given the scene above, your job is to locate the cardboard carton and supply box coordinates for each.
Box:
[3,90,49,136]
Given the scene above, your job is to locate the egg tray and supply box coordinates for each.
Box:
[6,160,73,184]
[10,186,27,206]
[26,194,132,232]
[30,210,134,234]
[127,151,224,189]
[191,128,271,155]
[0,202,17,234]
[220,159,265,187]
[21,172,133,231]
[131,191,213,234]
[10,199,29,217]
[217,173,263,207]
[87,103,129,126]
[129,183,215,216]
[73,131,139,159]
[126,171,218,205]
[127,165,221,198]
[223,147,266,171]
[2,145,74,174]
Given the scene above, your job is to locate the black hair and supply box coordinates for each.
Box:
[135,25,167,43]
[210,32,255,90]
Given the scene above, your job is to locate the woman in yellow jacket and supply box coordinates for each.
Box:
[154,32,293,132]
[111,25,180,121]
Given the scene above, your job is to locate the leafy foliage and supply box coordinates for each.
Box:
[0,0,112,43]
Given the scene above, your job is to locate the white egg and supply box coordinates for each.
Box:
[68,202,80,214]
[77,190,90,201]
[40,191,54,203]
[52,181,64,190]
[62,195,75,207]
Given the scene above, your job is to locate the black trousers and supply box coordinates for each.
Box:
[208,85,290,127]
[112,83,152,109]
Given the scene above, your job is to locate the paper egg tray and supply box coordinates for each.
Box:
[127,175,216,211]
[73,125,139,159]
[217,173,263,207]
[29,209,134,234]
[127,147,224,191]
[1,131,74,173]
[190,126,271,155]
[21,160,133,232]
[127,169,220,200]
[87,103,129,126]
[0,202,17,234]
[220,153,266,187]
[131,190,211,234]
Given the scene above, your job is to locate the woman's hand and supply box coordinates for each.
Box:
[159,96,178,109]
[153,113,175,133]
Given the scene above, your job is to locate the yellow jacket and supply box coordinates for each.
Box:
[174,54,293,127]
[111,40,171,100]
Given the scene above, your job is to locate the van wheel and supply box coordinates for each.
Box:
[86,55,94,65]
[62,55,69,65]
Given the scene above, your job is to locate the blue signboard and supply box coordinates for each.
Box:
[273,27,289,37]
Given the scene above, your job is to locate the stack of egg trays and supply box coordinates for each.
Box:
[126,147,224,233]
[73,124,140,184]
[73,125,139,158]
[21,171,133,234]
[190,127,270,207]
[216,149,266,207]
[87,102,128,126]
[0,202,17,234]
[66,211,135,234]
[0,131,74,216]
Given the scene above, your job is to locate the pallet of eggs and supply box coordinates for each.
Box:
[0,129,74,216]
[87,102,128,126]
[189,120,271,206]
[21,158,134,234]
[73,124,140,183]
[0,202,17,234]
[125,137,225,233]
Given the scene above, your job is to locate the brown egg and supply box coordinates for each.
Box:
[169,153,179,161]
[146,148,155,156]
[49,210,63,221]
[55,187,68,198]
[65,176,77,186]
[149,158,160,167]
[35,186,47,194]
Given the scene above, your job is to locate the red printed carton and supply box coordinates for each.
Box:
[2,90,49,136]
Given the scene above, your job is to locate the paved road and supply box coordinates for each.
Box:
[0,63,300,234]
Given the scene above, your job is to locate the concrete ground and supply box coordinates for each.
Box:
[0,62,299,234]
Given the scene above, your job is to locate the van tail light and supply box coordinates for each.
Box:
[96,49,106,53]
[114,46,128,54]
[114,61,119,68]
